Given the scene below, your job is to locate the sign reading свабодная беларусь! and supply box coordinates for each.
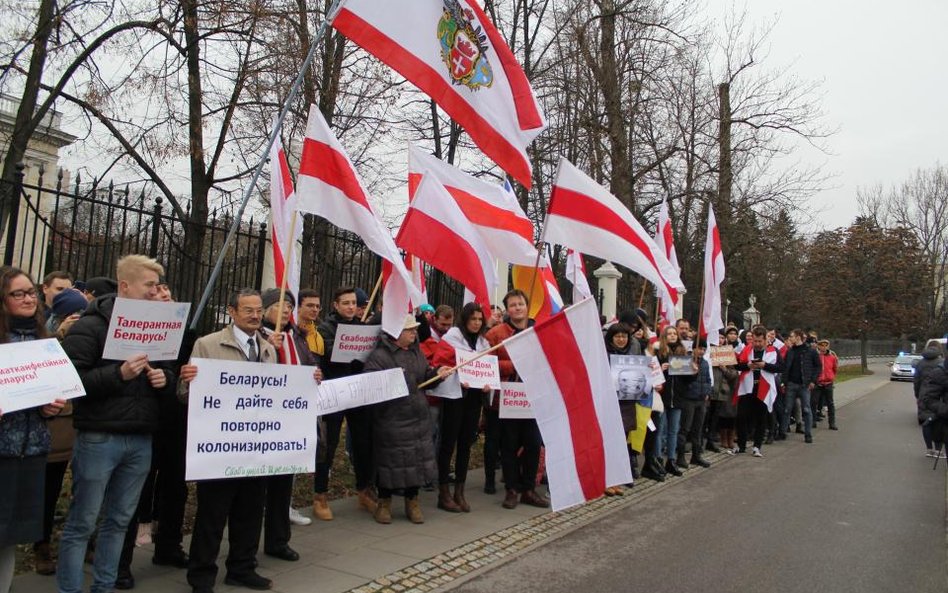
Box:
[102,297,191,361]
[329,325,381,363]
[0,338,85,413]
[185,359,409,480]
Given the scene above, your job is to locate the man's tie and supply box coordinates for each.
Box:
[247,337,258,362]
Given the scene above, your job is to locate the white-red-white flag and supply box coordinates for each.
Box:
[408,145,539,266]
[565,249,591,304]
[544,158,685,303]
[404,253,428,310]
[503,298,632,511]
[396,174,497,313]
[295,105,421,338]
[331,0,546,188]
[654,198,681,326]
[269,139,301,304]
[735,345,779,412]
[699,207,725,340]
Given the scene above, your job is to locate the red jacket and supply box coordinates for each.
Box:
[817,351,838,385]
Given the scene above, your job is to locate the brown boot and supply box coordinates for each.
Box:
[312,493,333,521]
[405,497,424,524]
[520,489,550,508]
[373,498,392,524]
[357,488,378,514]
[33,542,56,575]
[453,482,470,512]
[502,489,519,509]
[437,484,462,512]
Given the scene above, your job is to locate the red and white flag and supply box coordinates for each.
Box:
[734,345,779,412]
[331,0,546,188]
[503,298,632,511]
[396,174,498,313]
[269,139,301,304]
[565,249,591,303]
[408,145,539,266]
[654,198,681,327]
[699,207,725,340]
[295,105,421,338]
[404,253,428,310]
[544,158,685,303]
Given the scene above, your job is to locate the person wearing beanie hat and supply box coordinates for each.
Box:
[83,277,118,301]
[258,287,321,561]
[354,287,370,320]
[46,288,88,337]
[157,277,173,302]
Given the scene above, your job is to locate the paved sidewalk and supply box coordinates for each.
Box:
[12,366,891,593]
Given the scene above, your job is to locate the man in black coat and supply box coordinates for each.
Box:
[57,255,176,593]
[780,328,822,444]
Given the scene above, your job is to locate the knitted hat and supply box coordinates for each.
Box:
[261,288,295,309]
[52,288,88,317]
[85,277,117,298]
[355,287,369,307]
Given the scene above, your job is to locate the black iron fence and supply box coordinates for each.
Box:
[0,164,466,332]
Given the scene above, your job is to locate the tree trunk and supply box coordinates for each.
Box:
[181,0,209,298]
[598,1,632,208]
[0,0,55,230]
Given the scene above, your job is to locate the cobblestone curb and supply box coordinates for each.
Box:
[344,450,735,593]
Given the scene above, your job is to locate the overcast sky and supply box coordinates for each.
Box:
[703,0,948,231]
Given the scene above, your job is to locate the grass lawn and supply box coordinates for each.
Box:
[835,363,874,383]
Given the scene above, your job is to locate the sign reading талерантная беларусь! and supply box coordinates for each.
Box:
[102,297,191,361]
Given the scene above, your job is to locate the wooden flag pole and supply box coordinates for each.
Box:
[637,280,649,309]
[361,272,384,323]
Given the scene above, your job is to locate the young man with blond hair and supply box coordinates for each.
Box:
[57,254,176,593]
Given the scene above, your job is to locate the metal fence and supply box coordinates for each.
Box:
[0,164,468,332]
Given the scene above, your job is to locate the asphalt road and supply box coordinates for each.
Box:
[448,376,947,593]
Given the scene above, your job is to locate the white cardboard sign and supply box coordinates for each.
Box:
[499,382,534,419]
[185,358,318,480]
[0,339,85,413]
[312,368,410,414]
[455,351,501,390]
[330,325,382,363]
[102,297,190,361]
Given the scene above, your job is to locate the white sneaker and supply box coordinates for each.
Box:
[926,449,936,458]
[289,507,312,526]
[752,447,763,458]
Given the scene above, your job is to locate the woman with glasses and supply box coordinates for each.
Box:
[0,267,66,592]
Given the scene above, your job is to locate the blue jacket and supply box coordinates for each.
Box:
[0,329,52,458]
[684,358,712,400]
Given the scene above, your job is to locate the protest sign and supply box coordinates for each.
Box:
[499,382,533,419]
[649,356,666,387]
[709,345,738,367]
[609,354,652,400]
[330,325,381,363]
[313,369,409,414]
[455,351,500,390]
[185,358,318,480]
[428,371,462,399]
[0,339,85,413]
[102,297,190,361]
[668,354,698,376]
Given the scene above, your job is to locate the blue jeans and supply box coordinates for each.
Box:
[656,408,682,460]
[781,383,812,438]
[57,432,152,593]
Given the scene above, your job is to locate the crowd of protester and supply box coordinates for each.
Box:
[1,256,855,593]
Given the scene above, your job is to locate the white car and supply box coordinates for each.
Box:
[890,354,922,382]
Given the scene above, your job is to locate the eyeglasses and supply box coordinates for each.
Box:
[7,289,38,300]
